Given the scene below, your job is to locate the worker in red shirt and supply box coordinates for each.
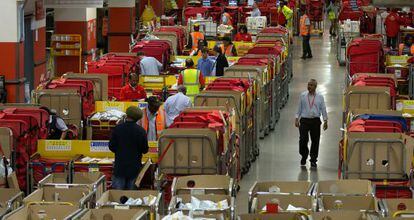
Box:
[119,73,147,101]
[385,8,402,49]
[234,25,253,42]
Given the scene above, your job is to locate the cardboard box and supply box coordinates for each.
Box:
[345,132,414,179]
[344,86,391,112]
[238,213,308,220]
[158,128,220,175]
[72,208,148,220]
[248,181,313,213]
[0,127,12,159]
[23,187,94,208]
[0,188,23,217]
[169,194,233,219]
[38,172,106,200]
[2,204,80,220]
[63,73,109,101]
[96,189,160,213]
[172,175,234,196]
[316,180,373,196]
[381,198,414,217]
[0,172,20,190]
[251,194,315,213]
[318,195,378,212]
[311,211,379,220]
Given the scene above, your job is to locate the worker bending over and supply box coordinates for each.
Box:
[278,0,293,28]
[141,96,165,141]
[119,73,147,101]
[138,52,163,76]
[109,106,148,190]
[177,58,205,101]
[164,85,192,127]
[41,107,68,140]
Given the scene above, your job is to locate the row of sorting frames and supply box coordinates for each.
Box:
[1,171,161,220]
[247,179,414,218]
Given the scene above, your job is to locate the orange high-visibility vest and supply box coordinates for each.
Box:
[300,14,310,36]
[220,44,235,56]
[399,43,414,55]
[141,105,165,140]
[190,32,205,51]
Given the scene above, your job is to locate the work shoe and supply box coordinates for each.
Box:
[310,162,317,168]
[300,158,306,166]
[307,55,313,59]
[300,56,307,59]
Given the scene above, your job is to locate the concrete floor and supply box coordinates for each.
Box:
[236,33,345,213]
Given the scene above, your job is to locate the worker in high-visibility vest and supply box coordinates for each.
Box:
[398,34,414,56]
[140,96,165,141]
[187,23,205,52]
[300,7,312,59]
[177,58,205,101]
[278,0,293,29]
[220,37,237,57]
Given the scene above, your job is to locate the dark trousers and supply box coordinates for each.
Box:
[112,175,138,190]
[386,36,398,49]
[302,35,312,57]
[299,118,321,162]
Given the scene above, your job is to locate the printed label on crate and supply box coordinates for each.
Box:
[90,141,110,152]
[114,205,130,210]
[102,102,125,111]
[45,140,72,151]
[138,102,148,109]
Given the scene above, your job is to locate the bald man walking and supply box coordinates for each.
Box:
[295,79,328,168]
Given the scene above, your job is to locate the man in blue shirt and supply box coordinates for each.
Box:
[197,48,215,76]
[295,79,328,168]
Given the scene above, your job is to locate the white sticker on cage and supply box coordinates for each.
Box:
[395,69,401,78]
[45,140,72,151]
[55,185,69,189]
[191,189,205,195]
[114,205,130,210]
[90,141,110,152]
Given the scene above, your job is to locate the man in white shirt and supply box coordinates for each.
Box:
[251,2,261,17]
[164,85,192,127]
[295,79,328,168]
[138,52,163,75]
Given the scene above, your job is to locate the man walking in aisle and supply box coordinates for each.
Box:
[300,8,312,59]
[295,79,328,168]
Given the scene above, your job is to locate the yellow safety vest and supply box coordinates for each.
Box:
[181,69,201,99]
[280,5,293,28]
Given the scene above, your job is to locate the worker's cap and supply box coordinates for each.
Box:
[193,23,200,27]
[126,106,143,122]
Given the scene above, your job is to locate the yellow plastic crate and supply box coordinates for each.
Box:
[142,141,159,163]
[139,75,177,90]
[386,55,412,66]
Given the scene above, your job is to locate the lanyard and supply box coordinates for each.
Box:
[307,94,316,109]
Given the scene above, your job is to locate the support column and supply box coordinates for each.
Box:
[33,0,46,88]
[108,0,135,52]
[0,0,25,103]
[54,8,97,75]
